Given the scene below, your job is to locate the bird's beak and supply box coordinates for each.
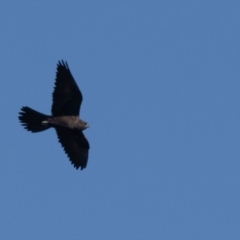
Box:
[86,124,89,128]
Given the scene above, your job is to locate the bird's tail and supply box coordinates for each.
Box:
[19,106,51,133]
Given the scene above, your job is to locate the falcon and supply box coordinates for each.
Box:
[18,60,90,170]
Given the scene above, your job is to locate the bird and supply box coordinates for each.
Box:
[18,60,90,170]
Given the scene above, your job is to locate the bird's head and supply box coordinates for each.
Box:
[77,119,89,130]
[84,122,89,129]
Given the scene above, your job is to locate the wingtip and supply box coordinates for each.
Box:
[73,164,85,170]
[57,60,69,69]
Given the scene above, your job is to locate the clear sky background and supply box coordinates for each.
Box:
[1,1,240,239]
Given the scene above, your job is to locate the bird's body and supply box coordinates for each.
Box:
[18,61,90,170]
[42,116,88,130]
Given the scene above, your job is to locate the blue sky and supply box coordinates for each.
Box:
[1,1,240,239]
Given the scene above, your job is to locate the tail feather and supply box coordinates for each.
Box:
[19,106,51,132]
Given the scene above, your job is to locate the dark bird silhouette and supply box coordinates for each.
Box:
[18,60,90,170]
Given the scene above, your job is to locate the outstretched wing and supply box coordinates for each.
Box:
[55,127,90,170]
[52,60,82,116]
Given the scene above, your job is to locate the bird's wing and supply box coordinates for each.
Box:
[55,127,89,170]
[52,60,82,116]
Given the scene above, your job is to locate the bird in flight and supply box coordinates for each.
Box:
[18,60,90,170]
